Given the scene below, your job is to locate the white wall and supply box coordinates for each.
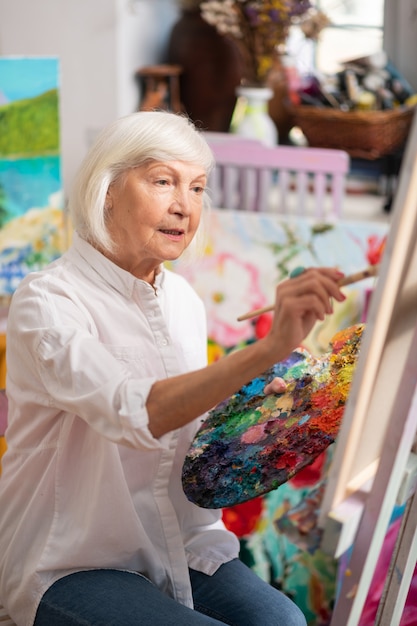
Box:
[115,0,178,116]
[384,0,417,91]
[0,0,179,194]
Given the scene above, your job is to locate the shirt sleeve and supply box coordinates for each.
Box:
[6,276,172,451]
[36,325,162,450]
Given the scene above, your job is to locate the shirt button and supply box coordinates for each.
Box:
[160,339,168,347]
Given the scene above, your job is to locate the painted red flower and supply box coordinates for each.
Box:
[254,313,273,339]
[222,496,264,538]
[366,235,386,266]
[289,451,327,488]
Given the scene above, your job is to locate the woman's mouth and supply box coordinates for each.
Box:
[159,228,185,240]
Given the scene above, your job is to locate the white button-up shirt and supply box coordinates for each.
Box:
[0,233,239,626]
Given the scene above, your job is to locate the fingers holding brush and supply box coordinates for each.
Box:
[287,266,347,315]
[237,264,378,322]
[272,267,346,337]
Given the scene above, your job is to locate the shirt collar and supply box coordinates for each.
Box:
[71,231,165,299]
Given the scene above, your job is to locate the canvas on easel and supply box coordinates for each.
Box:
[318,106,417,625]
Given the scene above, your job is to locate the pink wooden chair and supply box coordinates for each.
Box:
[205,136,350,221]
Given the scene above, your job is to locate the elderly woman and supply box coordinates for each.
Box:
[0,111,345,626]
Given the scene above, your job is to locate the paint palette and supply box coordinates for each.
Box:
[182,324,364,509]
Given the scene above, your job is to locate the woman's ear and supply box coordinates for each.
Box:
[104,190,113,211]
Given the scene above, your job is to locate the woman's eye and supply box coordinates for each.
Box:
[192,185,205,194]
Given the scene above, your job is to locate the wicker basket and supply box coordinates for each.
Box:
[291,105,416,159]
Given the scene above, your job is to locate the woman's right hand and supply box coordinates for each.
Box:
[147,267,346,438]
[263,267,346,362]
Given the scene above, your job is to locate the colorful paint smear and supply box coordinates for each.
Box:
[182,324,364,509]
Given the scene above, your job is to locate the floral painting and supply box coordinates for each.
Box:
[0,57,66,298]
[171,208,389,624]
[171,209,388,356]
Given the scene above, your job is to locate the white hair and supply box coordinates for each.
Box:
[67,110,215,254]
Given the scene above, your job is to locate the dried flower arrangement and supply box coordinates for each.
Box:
[179,1,329,86]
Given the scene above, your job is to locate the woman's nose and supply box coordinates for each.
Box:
[170,187,192,214]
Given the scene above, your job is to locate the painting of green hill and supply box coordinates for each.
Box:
[0,57,63,297]
[0,89,59,158]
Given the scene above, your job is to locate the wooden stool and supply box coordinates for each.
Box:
[136,64,183,113]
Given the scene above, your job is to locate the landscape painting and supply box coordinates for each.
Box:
[0,57,66,298]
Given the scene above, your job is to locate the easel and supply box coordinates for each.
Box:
[375,481,417,624]
[318,107,417,625]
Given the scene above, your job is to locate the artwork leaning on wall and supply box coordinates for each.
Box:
[0,56,67,300]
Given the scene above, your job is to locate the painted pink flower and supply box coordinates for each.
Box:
[175,251,267,348]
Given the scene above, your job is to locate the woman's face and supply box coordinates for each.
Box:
[105,160,207,283]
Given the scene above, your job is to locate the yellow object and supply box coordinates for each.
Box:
[356,91,376,111]
[405,94,417,108]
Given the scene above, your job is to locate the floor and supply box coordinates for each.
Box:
[343,175,393,224]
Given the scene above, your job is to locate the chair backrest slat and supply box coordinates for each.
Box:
[204,133,350,220]
[313,171,327,221]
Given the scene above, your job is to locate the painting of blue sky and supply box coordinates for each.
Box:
[0,57,59,103]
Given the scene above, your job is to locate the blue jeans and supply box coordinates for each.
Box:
[33,559,306,625]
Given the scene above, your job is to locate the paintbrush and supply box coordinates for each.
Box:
[237,264,379,322]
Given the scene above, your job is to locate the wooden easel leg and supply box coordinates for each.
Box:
[375,487,417,625]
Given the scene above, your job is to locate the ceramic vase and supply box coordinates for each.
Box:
[232,85,278,146]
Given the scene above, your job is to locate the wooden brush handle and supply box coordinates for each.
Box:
[237,265,379,322]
